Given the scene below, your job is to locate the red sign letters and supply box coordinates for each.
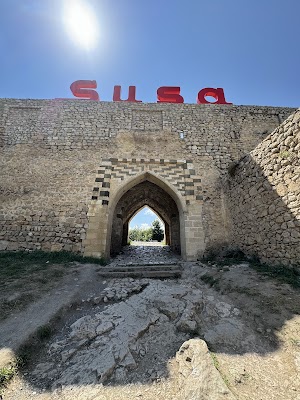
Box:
[70,80,232,105]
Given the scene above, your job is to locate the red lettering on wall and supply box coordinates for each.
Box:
[69,81,233,105]
[157,87,184,103]
[197,88,232,105]
[113,86,142,102]
[70,80,99,101]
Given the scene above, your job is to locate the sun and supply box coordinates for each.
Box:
[63,0,99,50]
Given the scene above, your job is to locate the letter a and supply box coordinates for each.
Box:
[197,88,232,105]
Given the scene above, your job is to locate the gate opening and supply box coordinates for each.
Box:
[128,206,165,245]
[110,179,181,256]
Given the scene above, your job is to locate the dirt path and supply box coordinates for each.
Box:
[1,247,300,400]
[0,263,105,367]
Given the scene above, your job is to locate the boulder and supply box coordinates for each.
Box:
[175,339,236,400]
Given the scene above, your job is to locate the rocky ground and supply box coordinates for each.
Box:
[2,246,300,400]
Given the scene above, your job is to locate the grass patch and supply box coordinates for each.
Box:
[210,352,230,387]
[210,352,220,369]
[204,248,247,265]
[249,263,300,289]
[0,250,106,280]
[36,324,53,341]
[0,250,106,322]
[16,322,57,370]
[14,324,54,369]
[200,274,221,291]
[1,293,35,321]
[0,251,106,283]
[0,365,17,393]
[203,248,300,289]
[16,344,33,369]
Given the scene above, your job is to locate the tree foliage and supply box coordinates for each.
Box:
[151,219,164,242]
[128,227,153,242]
[129,219,164,242]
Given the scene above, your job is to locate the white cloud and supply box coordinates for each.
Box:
[140,223,151,230]
[144,208,156,216]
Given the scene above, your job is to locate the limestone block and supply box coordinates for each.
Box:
[175,339,236,399]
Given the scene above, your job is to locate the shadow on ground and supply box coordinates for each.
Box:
[0,245,298,400]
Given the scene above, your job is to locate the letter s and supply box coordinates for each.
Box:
[70,80,99,100]
[157,87,184,103]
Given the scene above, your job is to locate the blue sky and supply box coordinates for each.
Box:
[129,207,163,230]
[0,0,299,107]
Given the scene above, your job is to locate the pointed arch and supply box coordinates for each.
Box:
[106,172,187,258]
[128,205,166,244]
[108,171,187,215]
[128,205,167,228]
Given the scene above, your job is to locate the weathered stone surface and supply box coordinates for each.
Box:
[51,281,191,386]
[153,295,185,320]
[227,109,300,266]
[176,317,197,333]
[70,315,98,340]
[175,339,236,399]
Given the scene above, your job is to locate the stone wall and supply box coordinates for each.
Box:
[227,109,300,266]
[0,98,296,260]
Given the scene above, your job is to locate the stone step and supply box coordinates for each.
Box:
[110,263,181,271]
[97,263,182,279]
[97,269,182,279]
[116,262,179,267]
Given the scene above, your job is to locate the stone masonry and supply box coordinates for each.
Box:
[0,98,298,263]
[227,109,300,266]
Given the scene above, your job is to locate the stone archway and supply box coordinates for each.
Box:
[84,167,204,261]
[110,180,181,256]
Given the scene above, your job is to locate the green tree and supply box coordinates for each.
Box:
[151,219,164,242]
[129,226,153,242]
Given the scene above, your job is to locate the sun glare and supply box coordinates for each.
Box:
[63,0,99,50]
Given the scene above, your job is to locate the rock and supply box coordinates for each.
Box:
[93,350,116,383]
[7,292,21,302]
[69,315,98,339]
[0,240,10,251]
[61,348,77,362]
[120,350,137,370]
[176,318,197,333]
[175,339,236,399]
[3,241,18,251]
[114,367,127,381]
[203,318,253,352]
[96,321,114,335]
[153,295,185,320]
[93,296,102,304]
[215,302,232,318]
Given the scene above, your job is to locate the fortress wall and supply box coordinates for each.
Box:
[227,109,300,266]
[0,99,295,259]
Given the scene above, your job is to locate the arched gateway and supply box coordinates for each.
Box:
[110,178,181,256]
[83,157,207,261]
[83,166,202,260]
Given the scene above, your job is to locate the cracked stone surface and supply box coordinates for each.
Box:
[45,280,202,387]
[23,265,257,399]
[108,244,181,266]
[3,251,300,400]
